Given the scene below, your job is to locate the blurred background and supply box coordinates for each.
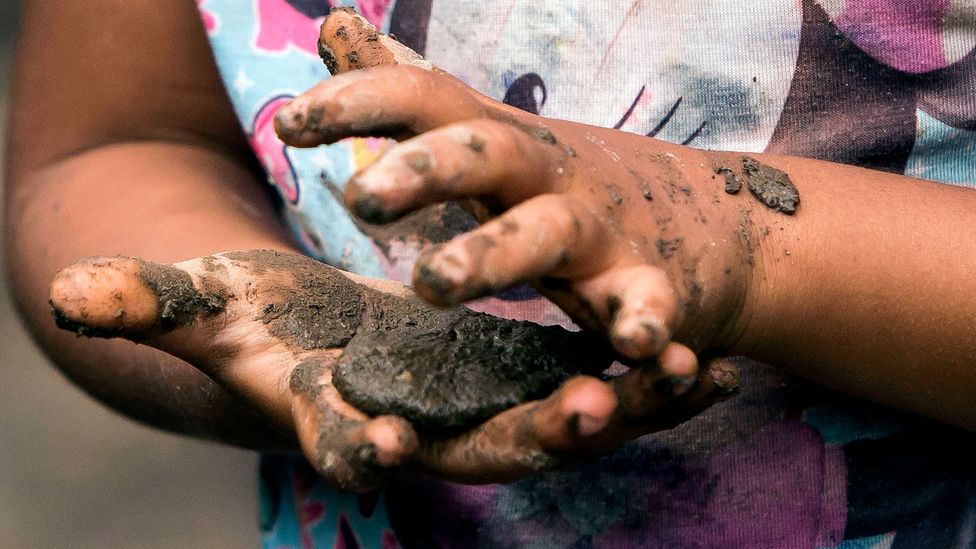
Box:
[0,2,258,547]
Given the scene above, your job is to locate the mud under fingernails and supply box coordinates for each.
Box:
[351,192,399,224]
[413,249,472,305]
[274,101,327,143]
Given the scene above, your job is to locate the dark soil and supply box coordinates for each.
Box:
[742,157,800,214]
[715,166,743,194]
[138,261,228,330]
[335,293,611,433]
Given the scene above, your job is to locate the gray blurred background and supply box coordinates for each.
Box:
[0,2,258,547]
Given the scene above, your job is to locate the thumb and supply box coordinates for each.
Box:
[48,255,249,379]
[49,256,227,345]
[318,7,434,75]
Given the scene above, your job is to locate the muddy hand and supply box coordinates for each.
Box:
[49,251,739,486]
[48,251,420,492]
[275,9,756,365]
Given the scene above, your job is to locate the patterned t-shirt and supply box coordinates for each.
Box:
[196,1,976,547]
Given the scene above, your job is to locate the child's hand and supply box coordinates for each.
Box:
[276,10,759,363]
[49,251,738,489]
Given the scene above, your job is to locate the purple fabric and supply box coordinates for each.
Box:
[389,419,848,548]
[831,0,952,73]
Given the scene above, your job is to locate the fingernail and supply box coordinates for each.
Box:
[576,413,609,437]
[347,173,419,224]
[273,102,303,135]
[400,150,432,174]
[274,101,324,139]
[653,375,697,397]
[351,192,393,224]
[413,250,468,304]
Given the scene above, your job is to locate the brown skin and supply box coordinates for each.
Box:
[277,10,976,430]
[5,2,731,490]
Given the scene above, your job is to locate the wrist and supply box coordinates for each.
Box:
[667,149,780,355]
[701,152,804,358]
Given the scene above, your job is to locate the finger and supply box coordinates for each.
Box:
[656,342,700,377]
[411,359,740,484]
[345,119,559,224]
[49,256,229,354]
[573,265,680,360]
[534,350,695,456]
[318,7,433,74]
[412,194,614,306]
[291,360,420,492]
[536,357,739,458]
[529,376,619,447]
[274,65,484,147]
[312,415,419,492]
[408,376,616,484]
[521,357,736,462]
[610,356,739,433]
[49,254,300,415]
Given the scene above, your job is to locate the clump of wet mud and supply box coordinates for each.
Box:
[138,260,228,330]
[335,295,611,433]
[226,251,613,432]
[709,156,800,214]
[715,166,743,194]
[742,157,799,214]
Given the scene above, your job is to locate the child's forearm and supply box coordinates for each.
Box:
[725,152,976,429]
[4,141,300,449]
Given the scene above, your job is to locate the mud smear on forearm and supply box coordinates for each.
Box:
[223,251,612,433]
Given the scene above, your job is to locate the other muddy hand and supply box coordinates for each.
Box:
[276,9,762,369]
[49,250,739,487]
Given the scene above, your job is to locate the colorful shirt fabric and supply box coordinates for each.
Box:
[196,1,976,547]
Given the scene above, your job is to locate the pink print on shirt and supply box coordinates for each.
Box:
[816,0,976,73]
[196,0,219,35]
[355,0,393,27]
[255,0,325,56]
[251,95,300,204]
